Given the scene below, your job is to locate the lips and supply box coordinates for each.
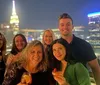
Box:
[56,54,62,58]
[32,57,40,61]
[63,29,69,32]
[33,58,39,61]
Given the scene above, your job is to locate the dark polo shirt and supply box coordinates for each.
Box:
[60,35,96,64]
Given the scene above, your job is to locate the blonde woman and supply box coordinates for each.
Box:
[42,29,55,49]
[42,29,55,67]
[42,29,56,85]
[2,40,50,85]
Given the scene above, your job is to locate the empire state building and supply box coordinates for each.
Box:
[10,0,19,35]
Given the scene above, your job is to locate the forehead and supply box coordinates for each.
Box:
[44,30,52,35]
[59,18,72,23]
[15,35,23,39]
[53,43,65,48]
[29,45,42,50]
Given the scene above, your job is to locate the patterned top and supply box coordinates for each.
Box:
[2,62,50,85]
[2,62,23,85]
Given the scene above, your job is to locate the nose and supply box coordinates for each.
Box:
[55,49,60,55]
[65,24,69,28]
[34,52,39,59]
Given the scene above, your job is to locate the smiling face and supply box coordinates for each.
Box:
[52,43,66,61]
[59,18,73,37]
[27,45,43,68]
[43,30,53,45]
[15,35,26,51]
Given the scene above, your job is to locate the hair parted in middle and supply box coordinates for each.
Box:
[50,39,70,70]
[42,29,55,45]
[17,40,48,71]
[11,34,27,55]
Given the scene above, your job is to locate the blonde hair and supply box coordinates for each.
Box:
[42,29,55,46]
[16,40,48,71]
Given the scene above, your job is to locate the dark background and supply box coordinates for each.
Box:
[0,0,100,29]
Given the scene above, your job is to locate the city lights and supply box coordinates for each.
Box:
[88,12,100,17]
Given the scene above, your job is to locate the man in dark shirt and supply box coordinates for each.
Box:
[58,13,100,85]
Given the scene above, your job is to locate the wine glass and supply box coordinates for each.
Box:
[18,72,32,85]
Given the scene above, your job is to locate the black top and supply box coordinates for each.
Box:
[0,55,5,84]
[46,45,54,68]
[60,35,96,64]
[2,62,50,85]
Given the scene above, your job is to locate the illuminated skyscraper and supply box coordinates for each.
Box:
[10,0,19,35]
[88,12,100,29]
[87,12,100,56]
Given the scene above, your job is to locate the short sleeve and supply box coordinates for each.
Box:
[74,63,91,85]
[71,38,96,62]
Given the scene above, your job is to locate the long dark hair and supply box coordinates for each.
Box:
[0,33,6,56]
[0,33,6,63]
[11,34,27,55]
[50,39,70,71]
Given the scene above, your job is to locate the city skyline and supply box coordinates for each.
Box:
[0,0,100,29]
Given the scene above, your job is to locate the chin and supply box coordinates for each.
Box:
[57,58,62,61]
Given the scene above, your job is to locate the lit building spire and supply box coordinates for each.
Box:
[12,0,16,15]
[10,0,19,27]
[10,0,19,34]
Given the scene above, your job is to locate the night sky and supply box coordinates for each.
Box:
[0,0,100,29]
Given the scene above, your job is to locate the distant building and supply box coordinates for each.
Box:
[0,23,11,35]
[87,12,100,57]
[73,26,86,39]
[0,23,10,31]
[88,12,100,29]
[10,0,19,35]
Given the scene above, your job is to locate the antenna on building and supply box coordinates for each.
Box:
[10,0,19,35]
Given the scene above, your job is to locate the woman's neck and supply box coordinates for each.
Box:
[24,64,39,73]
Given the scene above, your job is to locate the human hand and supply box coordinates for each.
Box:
[6,56,13,66]
[52,68,68,85]
[20,72,32,85]
[17,73,32,85]
[17,82,28,85]
[13,53,21,61]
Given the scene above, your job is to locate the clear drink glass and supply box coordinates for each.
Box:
[18,72,32,85]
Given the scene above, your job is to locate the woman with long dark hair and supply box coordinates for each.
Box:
[0,33,6,84]
[6,34,27,67]
[51,39,91,85]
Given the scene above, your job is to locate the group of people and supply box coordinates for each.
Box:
[0,13,100,85]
